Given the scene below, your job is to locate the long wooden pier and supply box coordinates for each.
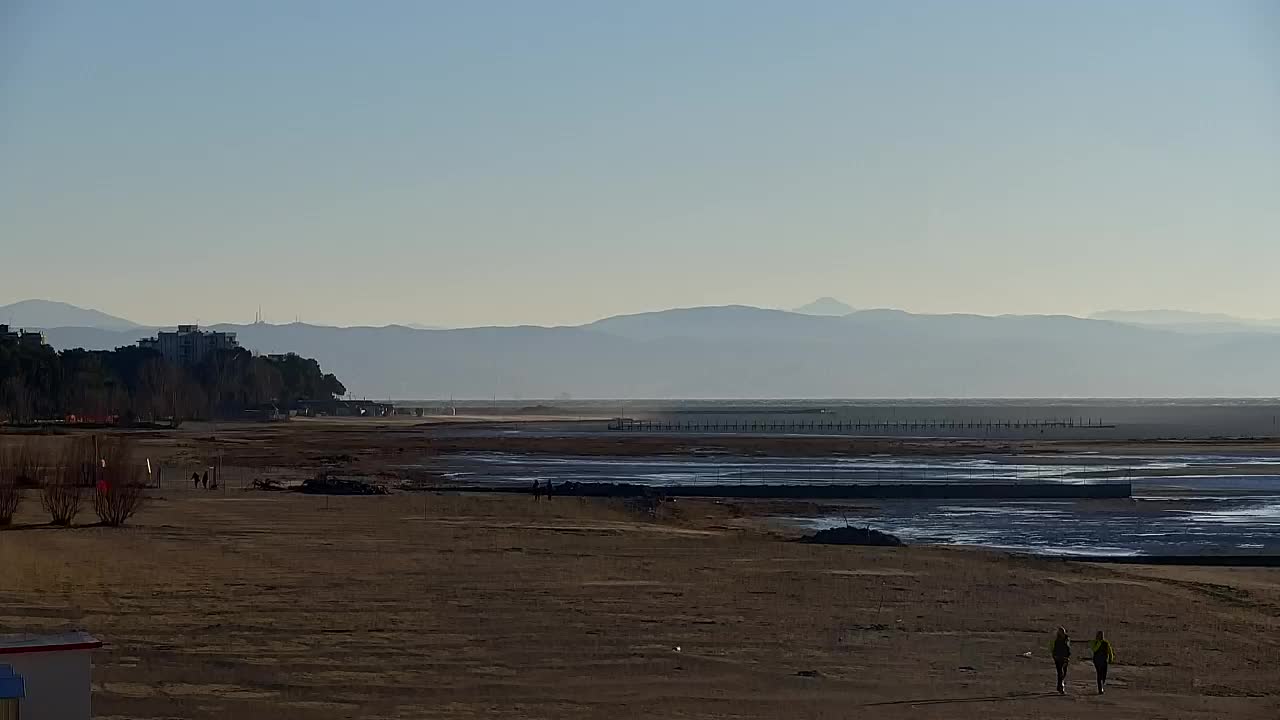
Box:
[607,417,1113,433]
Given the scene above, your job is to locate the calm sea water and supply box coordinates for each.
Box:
[436,451,1280,556]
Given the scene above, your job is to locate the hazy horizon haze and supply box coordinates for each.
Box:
[3,1,1277,327]
[10,297,1280,332]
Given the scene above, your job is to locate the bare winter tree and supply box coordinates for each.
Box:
[12,441,48,488]
[93,437,147,526]
[0,444,20,525]
[43,438,91,526]
[172,377,207,425]
[132,358,164,422]
[1,377,33,424]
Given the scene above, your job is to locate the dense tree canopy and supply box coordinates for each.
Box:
[0,342,345,423]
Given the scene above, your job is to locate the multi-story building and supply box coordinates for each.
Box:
[18,330,45,348]
[0,325,47,348]
[138,324,240,366]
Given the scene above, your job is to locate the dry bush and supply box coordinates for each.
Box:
[12,441,48,488]
[2,440,55,525]
[0,445,19,525]
[622,493,666,521]
[93,437,147,526]
[42,437,92,526]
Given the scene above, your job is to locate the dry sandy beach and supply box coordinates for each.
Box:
[2,435,1279,719]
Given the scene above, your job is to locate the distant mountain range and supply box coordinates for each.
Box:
[10,298,1280,398]
[400,322,447,331]
[793,297,855,316]
[0,299,143,331]
[0,299,458,333]
[1089,310,1280,334]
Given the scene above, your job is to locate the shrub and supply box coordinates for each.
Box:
[92,437,146,526]
[12,441,47,488]
[42,438,91,526]
[623,492,666,521]
[0,445,20,525]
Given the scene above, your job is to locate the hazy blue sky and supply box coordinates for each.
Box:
[2,1,1277,327]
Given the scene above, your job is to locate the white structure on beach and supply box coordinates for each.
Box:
[0,632,102,720]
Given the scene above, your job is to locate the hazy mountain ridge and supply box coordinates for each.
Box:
[0,299,143,331]
[1091,309,1280,335]
[23,303,1280,399]
[793,297,855,316]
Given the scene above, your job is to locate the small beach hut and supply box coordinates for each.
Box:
[0,633,102,720]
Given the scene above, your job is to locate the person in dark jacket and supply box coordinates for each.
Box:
[1049,626,1071,694]
[1090,631,1116,695]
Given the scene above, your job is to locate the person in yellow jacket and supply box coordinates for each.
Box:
[1049,627,1071,694]
[1090,631,1116,695]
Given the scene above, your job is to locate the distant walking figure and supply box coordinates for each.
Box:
[531,480,541,501]
[544,479,554,501]
[192,471,201,489]
[1050,626,1072,694]
[202,470,209,489]
[1090,631,1116,695]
